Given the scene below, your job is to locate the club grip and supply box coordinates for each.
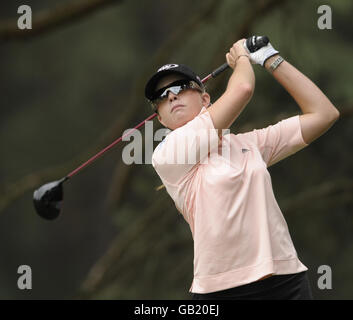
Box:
[211,62,230,78]
[202,36,270,83]
[245,35,269,53]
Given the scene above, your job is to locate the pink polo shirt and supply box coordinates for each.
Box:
[152,107,309,294]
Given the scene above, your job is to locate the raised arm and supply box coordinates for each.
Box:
[263,55,339,145]
[207,39,255,130]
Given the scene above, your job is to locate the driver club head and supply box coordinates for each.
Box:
[33,177,68,220]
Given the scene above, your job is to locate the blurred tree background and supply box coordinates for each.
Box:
[0,0,352,299]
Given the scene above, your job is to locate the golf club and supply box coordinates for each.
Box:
[33,35,270,220]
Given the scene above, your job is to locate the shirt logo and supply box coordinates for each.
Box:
[242,148,250,153]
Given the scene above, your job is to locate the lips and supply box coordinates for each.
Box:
[171,104,184,113]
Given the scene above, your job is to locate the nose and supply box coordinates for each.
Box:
[168,91,178,102]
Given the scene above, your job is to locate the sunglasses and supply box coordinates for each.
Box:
[150,79,203,111]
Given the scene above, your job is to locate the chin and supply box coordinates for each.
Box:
[177,113,194,126]
[169,108,198,129]
[171,118,187,130]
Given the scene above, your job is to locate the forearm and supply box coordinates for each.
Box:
[264,55,339,118]
[227,56,255,93]
[208,57,255,130]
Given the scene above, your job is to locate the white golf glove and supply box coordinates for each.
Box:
[244,38,279,66]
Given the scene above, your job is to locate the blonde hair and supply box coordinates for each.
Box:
[155,184,165,191]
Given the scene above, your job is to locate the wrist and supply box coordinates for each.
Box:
[264,54,280,69]
[234,55,250,68]
[236,54,250,63]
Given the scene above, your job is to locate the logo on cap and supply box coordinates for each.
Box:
[158,64,179,72]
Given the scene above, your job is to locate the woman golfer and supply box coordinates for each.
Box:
[144,37,339,300]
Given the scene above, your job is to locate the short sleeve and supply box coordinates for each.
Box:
[152,108,219,185]
[241,115,308,167]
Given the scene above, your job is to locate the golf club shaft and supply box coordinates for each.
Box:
[67,112,157,178]
[66,63,229,179]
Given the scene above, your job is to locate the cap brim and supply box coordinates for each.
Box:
[145,69,192,101]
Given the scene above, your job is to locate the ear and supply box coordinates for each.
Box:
[201,92,211,107]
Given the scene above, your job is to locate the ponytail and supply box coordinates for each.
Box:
[155,184,165,191]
